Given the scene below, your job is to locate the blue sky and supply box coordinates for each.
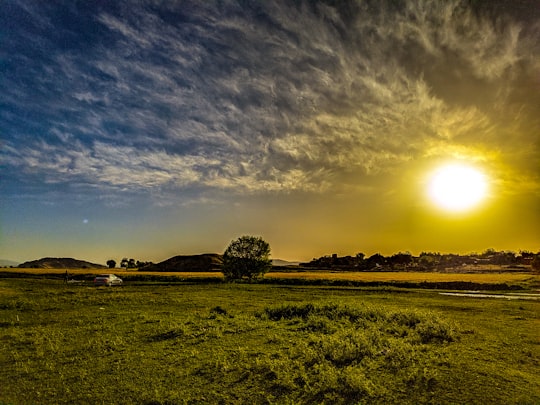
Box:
[1,0,539,264]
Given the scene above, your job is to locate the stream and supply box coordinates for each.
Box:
[439,292,540,300]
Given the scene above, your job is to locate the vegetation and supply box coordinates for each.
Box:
[0,277,538,404]
[119,258,153,270]
[222,235,272,280]
[12,247,539,274]
[303,248,540,271]
[120,258,136,269]
[0,267,536,291]
[532,255,540,272]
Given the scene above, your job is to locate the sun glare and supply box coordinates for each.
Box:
[427,164,488,212]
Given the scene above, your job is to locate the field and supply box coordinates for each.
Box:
[1,273,539,404]
[1,267,536,286]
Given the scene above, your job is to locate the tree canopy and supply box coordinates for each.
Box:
[222,235,272,280]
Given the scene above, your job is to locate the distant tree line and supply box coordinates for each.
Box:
[103,242,539,278]
[106,258,153,269]
[302,249,540,272]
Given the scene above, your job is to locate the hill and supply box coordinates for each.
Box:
[272,259,300,266]
[18,257,107,269]
[0,259,20,267]
[144,254,223,272]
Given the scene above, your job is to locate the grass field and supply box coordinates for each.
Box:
[2,267,537,286]
[1,276,539,404]
[266,270,536,284]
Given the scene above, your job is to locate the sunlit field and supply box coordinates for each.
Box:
[1,276,539,404]
[1,267,535,286]
[266,271,534,284]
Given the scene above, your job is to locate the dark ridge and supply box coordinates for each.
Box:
[143,254,223,272]
[17,257,106,269]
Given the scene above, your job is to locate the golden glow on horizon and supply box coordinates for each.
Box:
[427,163,488,212]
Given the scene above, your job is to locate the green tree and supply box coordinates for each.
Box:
[222,235,272,280]
[106,259,116,269]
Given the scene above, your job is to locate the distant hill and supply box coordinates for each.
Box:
[144,254,223,272]
[272,259,300,266]
[143,255,302,272]
[18,257,107,269]
[0,259,20,267]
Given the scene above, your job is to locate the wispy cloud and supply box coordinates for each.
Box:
[2,0,538,202]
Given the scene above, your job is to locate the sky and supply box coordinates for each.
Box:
[1,0,539,264]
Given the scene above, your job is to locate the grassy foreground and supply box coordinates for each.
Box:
[0,278,539,404]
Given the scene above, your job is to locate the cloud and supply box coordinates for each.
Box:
[2,0,538,201]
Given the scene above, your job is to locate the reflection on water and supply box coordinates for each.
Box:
[440,292,540,300]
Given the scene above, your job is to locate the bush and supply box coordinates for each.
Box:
[415,318,457,343]
[248,302,460,403]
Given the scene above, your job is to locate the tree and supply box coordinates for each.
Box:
[532,255,540,273]
[419,252,441,269]
[222,235,272,280]
[106,259,116,269]
[389,252,413,269]
[355,252,365,261]
[365,253,386,269]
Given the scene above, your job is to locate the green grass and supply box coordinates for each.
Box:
[0,279,538,404]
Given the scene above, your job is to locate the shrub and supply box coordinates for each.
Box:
[251,302,460,403]
[264,303,316,320]
[209,306,229,317]
[415,318,457,344]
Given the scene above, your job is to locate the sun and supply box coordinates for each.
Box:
[427,163,488,212]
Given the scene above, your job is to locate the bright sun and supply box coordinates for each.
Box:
[427,164,488,212]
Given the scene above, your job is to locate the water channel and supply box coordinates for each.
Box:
[439,292,540,300]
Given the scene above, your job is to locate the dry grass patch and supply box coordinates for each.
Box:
[3,267,536,283]
[266,271,536,284]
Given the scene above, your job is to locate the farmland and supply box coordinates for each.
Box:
[0,271,539,404]
[1,266,536,286]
